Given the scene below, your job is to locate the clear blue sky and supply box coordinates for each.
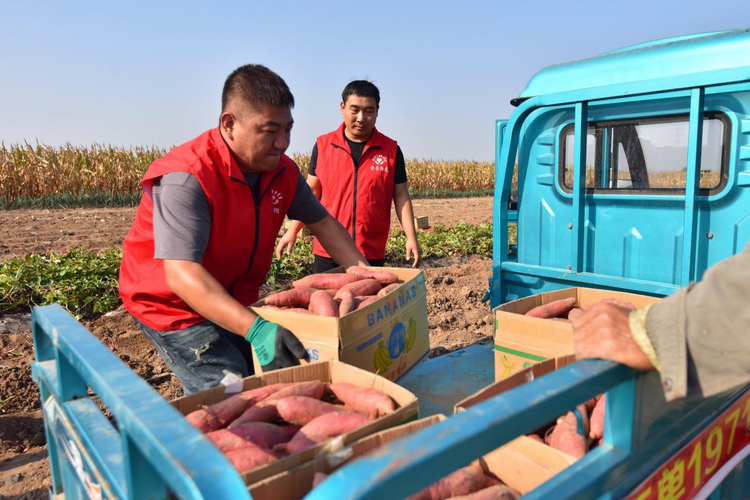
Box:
[2,1,747,162]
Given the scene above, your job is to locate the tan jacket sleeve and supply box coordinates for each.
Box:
[643,244,750,401]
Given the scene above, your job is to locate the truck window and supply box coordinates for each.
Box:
[560,112,729,194]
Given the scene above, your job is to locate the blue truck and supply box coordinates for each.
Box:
[32,28,750,499]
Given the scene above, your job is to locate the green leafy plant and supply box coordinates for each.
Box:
[0,247,122,317]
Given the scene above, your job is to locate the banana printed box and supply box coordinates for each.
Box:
[251,267,430,383]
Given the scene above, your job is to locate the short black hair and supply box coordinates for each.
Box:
[342,80,380,107]
[221,64,295,112]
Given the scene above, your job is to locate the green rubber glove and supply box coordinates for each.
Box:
[246,317,308,370]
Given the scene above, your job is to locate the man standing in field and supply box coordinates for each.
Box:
[276,80,422,271]
[119,65,368,394]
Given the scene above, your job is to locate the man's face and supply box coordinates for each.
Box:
[340,95,378,142]
[221,102,293,173]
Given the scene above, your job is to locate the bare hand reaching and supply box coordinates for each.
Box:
[572,302,655,371]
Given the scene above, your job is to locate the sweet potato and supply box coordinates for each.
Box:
[263,287,318,308]
[231,381,328,427]
[356,295,379,309]
[185,383,288,432]
[275,396,349,426]
[451,485,521,500]
[345,266,400,285]
[228,402,279,427]
[338,290,356,316]
[267,381,326,402]
[589,394,606,440]
[207,422,298,451]
[524,297,577,319]
[224,446,283,473]
[335,278,382,299]
[286,411,372,453]
[377,283,402,297]
[406,463,486,500]
[328,382,396,418]
[292,273,363,290]
[312,472,329,488]
[546,405,590,458]
[309,290,339,317]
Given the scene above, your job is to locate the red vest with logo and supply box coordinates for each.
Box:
[119,127,298,331]
[313,124,397,260]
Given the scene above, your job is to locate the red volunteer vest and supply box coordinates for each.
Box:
[119,127,298,331]
[313,124,398,260]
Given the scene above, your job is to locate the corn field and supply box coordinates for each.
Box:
[0,143,498,207]
[0,142,164,207]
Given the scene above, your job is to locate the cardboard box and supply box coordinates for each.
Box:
[494,287,661,380]
[248,415,447,500]
[252,267,430,383]
[455,359,578,493]
[414,216,430,229]
[171,360,419,486]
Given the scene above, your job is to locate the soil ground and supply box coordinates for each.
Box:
[0,197,493,499]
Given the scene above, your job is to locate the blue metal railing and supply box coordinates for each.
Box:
[31,304,250,500]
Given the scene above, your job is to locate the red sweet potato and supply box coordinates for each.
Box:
[263,287,318,308]
[207,422,298,451]
[345,266,400,285]
[589,394,606,440]
[546,405,590,458]
[338,290,356,316]
[231,381,328,426]
[267,381,326,402]
[224,446,283,473]
[185,383,288,432]
[292,273,363,290]
[451,485,521,500]
[286,411,372,453]
[275,396,348,426]
[356,295,379,309]
[406,463,486,500]
[327,382,396,418]
[377,283,402,297]
[335,278,382,299]
[228,402,279,427]
[309,290,339,317]
[524,297,577,319]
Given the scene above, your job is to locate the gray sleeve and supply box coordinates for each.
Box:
[646,243,750,401]
[152,172,211,262]
[286,169,328,225]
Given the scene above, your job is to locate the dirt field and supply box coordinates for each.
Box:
[0,197,493,499]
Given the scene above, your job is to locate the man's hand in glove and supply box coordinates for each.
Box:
[245,317,309,370]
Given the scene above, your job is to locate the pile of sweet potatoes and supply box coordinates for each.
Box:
[184,381,397,474]
[524,296,636,322]
[258,266,404,317]
[311,463,520,499]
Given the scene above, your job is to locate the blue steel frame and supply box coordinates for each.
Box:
[31,304,250,500]
[491,64,750,306]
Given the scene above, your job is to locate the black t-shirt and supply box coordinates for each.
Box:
[308,137,407,184]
